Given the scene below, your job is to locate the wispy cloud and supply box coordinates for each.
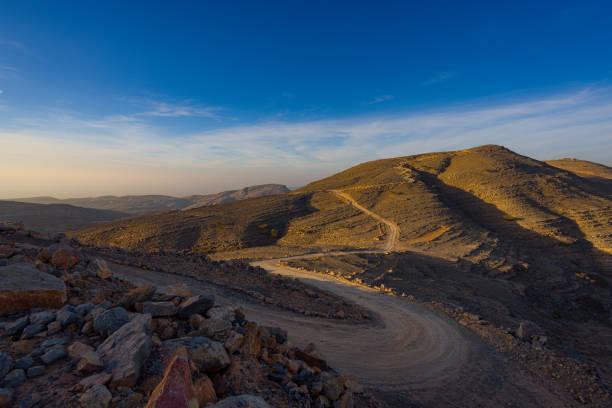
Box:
[0,90,3,95]
[123,98,222,119]
[423,71,455,85]
[0,65,19,79]
[1,86,611,197]
[367,95,394,105]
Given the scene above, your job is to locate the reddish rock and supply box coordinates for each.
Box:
[0,263,67,314]
[50,249,79,270]
[224,331,244,354]
[194,375,217,406]
[295,343,328,371]
[145,347,198,408]
[11,340,38,356]
[238,322,261,357]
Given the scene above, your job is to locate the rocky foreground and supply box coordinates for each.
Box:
[0,222,382,408]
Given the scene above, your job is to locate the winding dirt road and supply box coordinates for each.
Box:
[332,189,400,251]
[110,191,564,407]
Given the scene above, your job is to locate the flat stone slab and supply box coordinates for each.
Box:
[0,263,67,315]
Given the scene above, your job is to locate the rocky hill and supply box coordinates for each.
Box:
[0,201,128,234]
[10,184,290,215]
[0,223,381,408]
[74,145,612,262]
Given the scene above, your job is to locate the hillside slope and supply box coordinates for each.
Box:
[546,158,612,180]
[74,145,611,263]
[0,201,127,233]
[183,184,289,209]
[10,184,289,214]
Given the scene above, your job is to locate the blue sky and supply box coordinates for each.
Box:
[1,1,611,197]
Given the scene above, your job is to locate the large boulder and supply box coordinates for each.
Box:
[163,337,230,373]
[50,249,79,270]
[145,347,198,408]
[0,263,67,315]
[177,295,215,319]
[93,307,130,337]
[97,313,152,387]
[210,395,272,408]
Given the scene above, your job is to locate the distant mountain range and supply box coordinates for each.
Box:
[0,201,127,233]
[1,184,289,233]
[7,184,290,215]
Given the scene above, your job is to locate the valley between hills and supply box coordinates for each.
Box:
[1,144,611,407]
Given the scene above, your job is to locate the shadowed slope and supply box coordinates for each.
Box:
[0,201,128,233]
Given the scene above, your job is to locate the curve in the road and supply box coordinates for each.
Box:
[331,189,400,252]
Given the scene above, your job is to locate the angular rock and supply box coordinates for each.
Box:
[29,311,56,326]
[295,345,328,371]
[47,321,62,335]
[79,372,112,389]
[1,369,26,388]
[88,259,112,279]
[10,340,37,356]
[94,307,130,337]
[20,323,45,339]
[143,301,177,317]
[41,337,68,349]
[199,318,232,335]
[41,344,67,364]
[15,355,34,370]
[336,391,354,408]
[163,337,230,373]
[75,303,95,317]
[50,249,79,270]
[320,372,344,401]
[0,263,67,314]
[194,375,217,406]
[77,350,104,373]
[210,395,273,408]
[239,322,261,357]
[79,384,112,408]
[97,313,152,387]
[68,341,95,361]
[56,305,80,327]
[144,347,198,408]
[224,331,244,354]
[177,295,215,319]
[116,286,156,310]
[26,365,45,378]
[4,316,28,336]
